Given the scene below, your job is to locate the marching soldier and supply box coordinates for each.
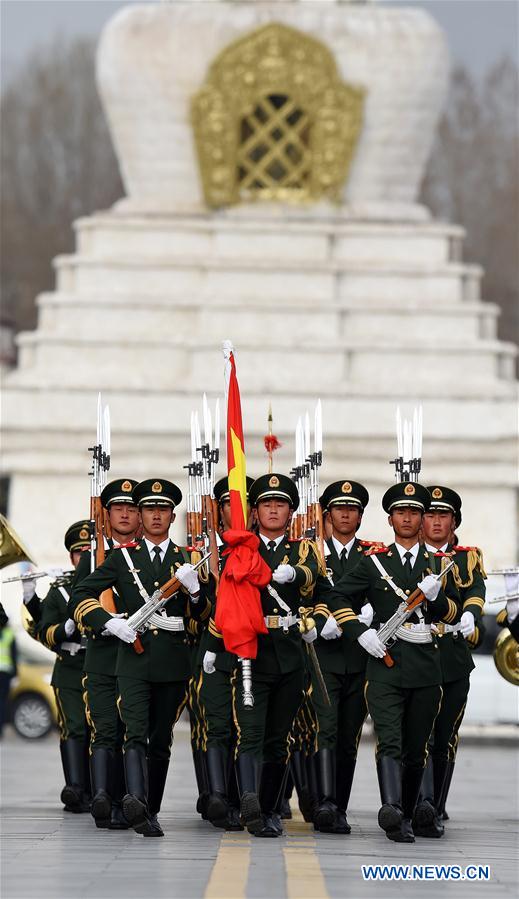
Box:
[71,478,211,837]
[415,485,486,834]
[196,475,254,831]
[311,480,374,834]
[0,604,17,739]
[69,478,140,830]
[38,521,92,812]
[204,474,322,838]
[325,482,460,843]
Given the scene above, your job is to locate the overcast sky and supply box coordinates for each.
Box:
[1,0,518,86]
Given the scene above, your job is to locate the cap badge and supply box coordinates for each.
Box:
[79,528,89,540]
[121,480,133,493]
[342,482,352,494]
[432,487,443,499]
[269,475,280,488]
[404,483,416,496]
[151,481,163,493]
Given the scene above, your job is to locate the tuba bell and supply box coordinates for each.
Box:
[0,513,36,570]
[493,627,519,686]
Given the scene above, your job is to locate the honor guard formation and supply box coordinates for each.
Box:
[3,371,518,847]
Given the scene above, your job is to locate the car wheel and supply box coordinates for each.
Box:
[12,692,53,739]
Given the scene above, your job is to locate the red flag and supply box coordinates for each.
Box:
[215,343,270,657]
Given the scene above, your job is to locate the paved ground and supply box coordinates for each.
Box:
[1,724,517,899]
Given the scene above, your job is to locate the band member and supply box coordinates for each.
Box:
[204,474,322,838]
[70,478,211,837]
[311,480,374,834]
[69,478,140,830]
[325,482,460,843]
[38,521,92,812]
[416,485,486,834]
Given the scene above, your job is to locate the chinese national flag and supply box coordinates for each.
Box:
[215,343,271,658]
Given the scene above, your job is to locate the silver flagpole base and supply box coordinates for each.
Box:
[239,657,254,708]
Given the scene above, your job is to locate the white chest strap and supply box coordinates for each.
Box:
[266,583,292,615]
[120,548,151,602]
[58,586,70,604]
[370,555,424,620]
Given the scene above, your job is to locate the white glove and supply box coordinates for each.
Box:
[504,572,519,596]
[203,651,216,674]
[460,611,475,638]
[272,564,296,584]
[506,597,519,624]
[22,578,38,604]
[102,617,137,643]
[302,627,317,644]
[357,628,386,659]
[358,603,374,628]
[64,618,76,637]
[417,575,441,601]
[321,616,341,640]
[175,563,200,597]
[46,567,64,579]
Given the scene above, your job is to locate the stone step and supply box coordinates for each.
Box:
[53,254,482,304]
[74,213,465,267]
[14,331,517,394]
[36,292,499,343]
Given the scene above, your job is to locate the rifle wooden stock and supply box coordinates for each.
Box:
[91,496,117,614]
[314,502,326,566]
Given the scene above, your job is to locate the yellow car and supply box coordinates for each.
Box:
[8,662,58,739]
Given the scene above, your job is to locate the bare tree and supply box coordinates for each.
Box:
[422,58,519,345]
[1,37,123,336]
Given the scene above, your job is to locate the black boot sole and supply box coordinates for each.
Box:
[61,785,82,808]
[240,792,262,832]
[91,791,112,823]
[378,804,403,832]
[414,801,435,828]
[122,794,147,827]
[206,793,229,822]
[314,807,336,831]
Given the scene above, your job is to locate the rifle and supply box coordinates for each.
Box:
[289,400,324,562]
[126,552,211,653]
[184,397,220,582]
[377,559,456,667]
[88,394,116,613]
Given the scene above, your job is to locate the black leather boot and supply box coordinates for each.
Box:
[146,757,169,837]
[122,747,150,832]
[389,764,425,844]
[109,749,130,830]
[206,747,230,822]
[376,756,403,834]
[60,739,90,812]
[437,759,455,820]
[290,751,314,823]
[236,753,262,834]
[90,748,113,828]
[256,761,287,838]
[314,749,338,833]
[335,758,356,834]
[193,748,210,819]
[414,757,445,838]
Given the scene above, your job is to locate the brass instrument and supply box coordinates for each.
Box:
[0,514,36,570]
[493,627,519,686]
[3,570,74,585]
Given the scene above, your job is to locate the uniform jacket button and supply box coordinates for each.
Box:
[154,582,159,587]
[273,608,278,613]
[152,629,158,635]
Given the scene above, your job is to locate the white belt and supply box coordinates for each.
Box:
[264,614,298,631]
[61,641,85,655]
[148,614,185,632]
[433,622,460,636]
[394,623,433,644]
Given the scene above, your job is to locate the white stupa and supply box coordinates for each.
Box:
[2,0,517,567]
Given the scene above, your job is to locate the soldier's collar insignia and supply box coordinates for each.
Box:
[342,481,352,493]
[269,475,280,488]
[423,552,429,558]
[404,483,415,496]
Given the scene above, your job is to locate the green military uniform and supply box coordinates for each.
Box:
[310,479,374,834]
[70,478,211,837]
[206,474,321,838]
[38,521,91,812]
[68,477,139,830]
[325,481,461,843]
[0,605,17,737]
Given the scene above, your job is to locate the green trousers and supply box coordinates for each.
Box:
[431,675,470,763]
[313,669,367,759]
[366,680,442,769]
[187,671,205,752]
[233,667,304,763]
[199,667,235,752]
[54,685,88,741]
[82,672,125,752]
[117,676,187,759]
